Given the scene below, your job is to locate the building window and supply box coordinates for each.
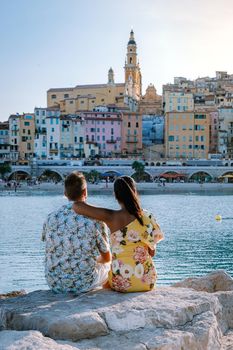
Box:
[128,122,131,127]
[168,135,174,141]
[24,122,30,126]
[136,122,139,128]
[70,101,73,104]
[64,94,69,98]
[195,114,206,119]
[51,94,56,99]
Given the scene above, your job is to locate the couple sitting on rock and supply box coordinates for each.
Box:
[42,171,163,293]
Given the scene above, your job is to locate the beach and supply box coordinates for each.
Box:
[1,181,233,195]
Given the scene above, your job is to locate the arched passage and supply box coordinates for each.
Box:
[131,171,153,182]
[189,171,212,182]
[38,169,64,182]
[101,170,122,181]
[219,171,233,183]
[158,171,187,183]
[8,171,31,181]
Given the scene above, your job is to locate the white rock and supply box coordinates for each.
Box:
[173,270,233,293]
[0,272,233,350]
[0,330,78,350]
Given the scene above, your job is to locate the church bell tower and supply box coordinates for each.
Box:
[124,30,142,100]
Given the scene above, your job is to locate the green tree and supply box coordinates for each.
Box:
[86,170,100,183]
[0,163,11,179]
[132,161,145,182]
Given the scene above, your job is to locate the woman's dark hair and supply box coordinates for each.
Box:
[114,176,143,225]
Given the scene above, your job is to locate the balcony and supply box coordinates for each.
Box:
[60,146,74,151]
[86,141,98,146]
[106,140,117,144]
[126,139,138,143]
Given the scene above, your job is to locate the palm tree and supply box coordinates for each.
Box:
[0,163,11,179]
[132,161,145,182]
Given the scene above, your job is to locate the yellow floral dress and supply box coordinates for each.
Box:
[108,211,164,292]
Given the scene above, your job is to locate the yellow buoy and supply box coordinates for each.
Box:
[215,215,222,221]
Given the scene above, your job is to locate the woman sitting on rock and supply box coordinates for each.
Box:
[73,175,164,292]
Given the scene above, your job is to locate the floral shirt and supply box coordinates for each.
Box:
[42,203,110,293]
[108,210,164,292]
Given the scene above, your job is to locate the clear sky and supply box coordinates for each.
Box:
[1,0,233,121]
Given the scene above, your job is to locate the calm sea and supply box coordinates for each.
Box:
[0,193,233,293]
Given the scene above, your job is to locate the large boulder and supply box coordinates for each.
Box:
[172,270,233,293]
[0,271,233,349]
[0,330,78,350]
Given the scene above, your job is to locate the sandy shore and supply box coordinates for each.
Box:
[1,182,233,195]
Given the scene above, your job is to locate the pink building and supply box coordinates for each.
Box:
[209,110,219,154]
[81,111,123,156]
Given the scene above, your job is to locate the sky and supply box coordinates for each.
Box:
[1,0,233,121]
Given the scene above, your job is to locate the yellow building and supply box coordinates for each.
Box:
[165,111,210,159]
[47,74,125,114]
[19,114,35,163]
[47,30,142,113]
[164,91,194,113]
[9,113,35,164]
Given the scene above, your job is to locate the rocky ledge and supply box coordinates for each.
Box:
[0,270,233,350]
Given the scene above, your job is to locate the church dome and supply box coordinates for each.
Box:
[128,39,136,45]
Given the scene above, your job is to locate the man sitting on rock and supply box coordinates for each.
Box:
[42,171,111,294]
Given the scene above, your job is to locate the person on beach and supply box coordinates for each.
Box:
[42,172,111,294]
[73,174,164,292]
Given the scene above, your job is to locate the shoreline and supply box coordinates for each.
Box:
[1,182,233,195]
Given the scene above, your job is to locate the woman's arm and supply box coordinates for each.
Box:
[97,250,111,264]
[73,201,114,225]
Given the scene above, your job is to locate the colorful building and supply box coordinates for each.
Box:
[60,115,84,159]
[218,107,233,158]
[164,91,194,113]
[19,113,35,163]
[81,111,122,157]
[34,108,47,159]
[121,112,142,155]
[46,107,61,160]
[165,111,210,159]
[0,121,10,161]
[142,115,164,146]
[9,114,20,163]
